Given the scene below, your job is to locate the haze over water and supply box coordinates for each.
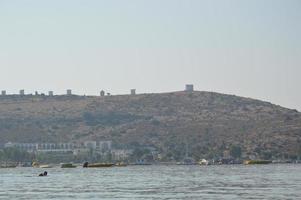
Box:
[1,165,300,200]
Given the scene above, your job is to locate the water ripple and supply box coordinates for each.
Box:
[0,164,300,199]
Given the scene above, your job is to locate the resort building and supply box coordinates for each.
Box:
[73,148,90,156]
[97,141,112,151]
[83,141,112,151]
[4,142,74,153]
[84,141,97,149]
[3,140,128,159]
[111,149,133,161]
[4,142,36,152]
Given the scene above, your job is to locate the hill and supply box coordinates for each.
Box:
[0,91,300,160]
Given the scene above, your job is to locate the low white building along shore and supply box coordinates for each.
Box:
[111,149,133,161]
[4,142,74,153]
[83,141,112,152]
[3,141,132,162]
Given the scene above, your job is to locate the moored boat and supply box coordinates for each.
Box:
[32,162,54,168]
[61,163,77,168]
[115,162,127,167]
[39,164,53,168]
[199,159,210,166]
[32,162,40,168]
[83,162,114,168]
[244,160,272,165]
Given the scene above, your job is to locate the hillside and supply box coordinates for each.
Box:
[0,91,300,160]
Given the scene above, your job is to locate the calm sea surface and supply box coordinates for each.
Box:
[0,164,300,200]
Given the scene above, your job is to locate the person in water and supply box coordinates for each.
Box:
[39,171,48,176]
[83,162,89,168]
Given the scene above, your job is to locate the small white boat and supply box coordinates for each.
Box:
[39,164,53,168]
[199,159,209,165]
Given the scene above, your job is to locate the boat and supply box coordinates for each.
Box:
[39,164,53,168]
[199,159,210,166]
[61,163,77,168]
[32,162,53,168]
[83,162,114,168]
[115,162,127,167]
[244,160,272,165]
[32,162,40,168]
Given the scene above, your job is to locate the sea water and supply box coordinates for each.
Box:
[0,164,300,199]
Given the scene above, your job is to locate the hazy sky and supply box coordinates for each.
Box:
[0,0,300,110]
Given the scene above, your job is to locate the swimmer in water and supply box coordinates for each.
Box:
[39,171,48,176]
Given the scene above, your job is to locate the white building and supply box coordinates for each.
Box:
[83,141,112,151]
[97,141,112,151]
[48,91,54,96]
[111,149,133,160]
[4,142,74,153]
[4,141,113,154]
[73,148,90,156]
[84,141,97,149]
[4,142,37,152]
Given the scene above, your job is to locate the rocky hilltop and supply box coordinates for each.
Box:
[0,91,300,160]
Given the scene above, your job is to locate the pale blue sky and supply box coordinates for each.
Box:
[0,0,300,110]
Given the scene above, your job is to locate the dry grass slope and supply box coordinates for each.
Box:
[0,91,300,160]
